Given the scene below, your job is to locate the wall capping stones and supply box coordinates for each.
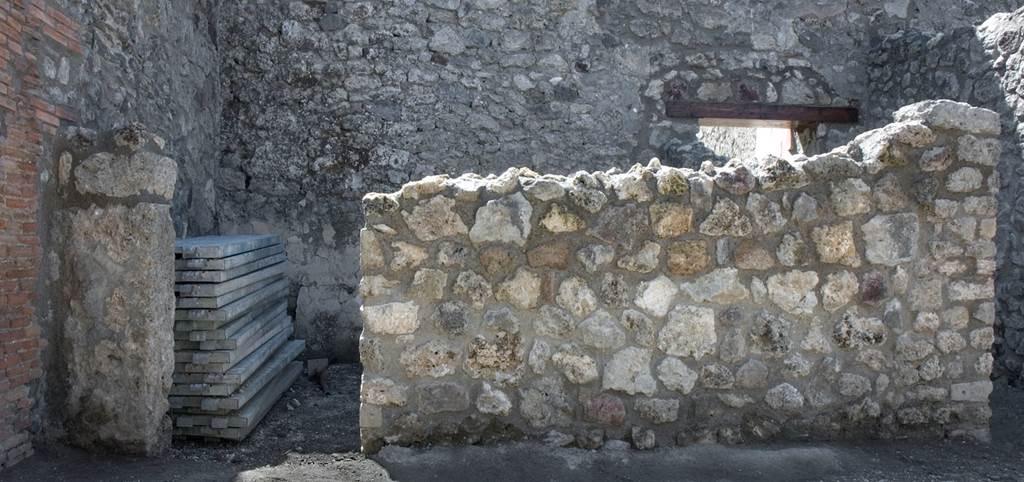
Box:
[359,100,1001,452]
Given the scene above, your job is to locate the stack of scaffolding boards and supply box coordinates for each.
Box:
[171,234,304,441]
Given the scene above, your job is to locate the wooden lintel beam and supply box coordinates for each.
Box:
[665,101,859,124]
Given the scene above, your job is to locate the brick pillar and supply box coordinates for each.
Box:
[0,0,80,470]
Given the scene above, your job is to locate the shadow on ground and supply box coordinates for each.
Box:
[5,364,1023,482]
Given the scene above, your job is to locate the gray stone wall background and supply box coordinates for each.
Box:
[214,0,1022,361]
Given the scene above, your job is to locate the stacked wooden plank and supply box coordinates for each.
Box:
[171,234,304,441]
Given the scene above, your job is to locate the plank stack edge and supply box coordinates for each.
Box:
[171,234,304,441]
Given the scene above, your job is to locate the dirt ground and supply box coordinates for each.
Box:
[4,364,1024,482]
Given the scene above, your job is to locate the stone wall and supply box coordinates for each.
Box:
[51,125,177,454]
[216,0,1020,361]
[976,10,1024,386]
[359,101,1001,452]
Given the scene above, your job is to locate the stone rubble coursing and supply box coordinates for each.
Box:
[359,101,999,453]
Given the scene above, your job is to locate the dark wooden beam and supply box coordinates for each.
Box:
[665,101,859,124]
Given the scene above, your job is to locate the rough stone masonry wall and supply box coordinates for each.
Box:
[216,0,1020,361]
[359,101,1002,452]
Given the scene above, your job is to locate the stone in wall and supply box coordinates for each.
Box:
[359,101,1001,453]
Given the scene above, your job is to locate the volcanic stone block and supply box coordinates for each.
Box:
[62,203,175,455]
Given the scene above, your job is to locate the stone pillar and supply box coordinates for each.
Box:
[54,125,177,454]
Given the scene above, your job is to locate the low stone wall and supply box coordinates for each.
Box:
[52,125,176,454]
[359,100,1001,452]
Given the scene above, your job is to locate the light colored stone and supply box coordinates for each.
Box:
[577,244,615,272]
[635,398,679,424]
[363,301,420,335]
[821,271,858,312]
[617,241,661,273]
[767,270,819,315]
[477,383,512,416]
[958,135,1000,166]
[540,204,585,233]
[893,100,1000,136]
[402,196,468,241]
[634,275,678,318]
[603,347,657,396]
[861,213,919,266]
[776,233,807,267]
[579,310,626,350]
[528,339,552,373]
[838,373,872,398]
[733,241,775,270]
[519,377,573,428]
[75,151,177,201]
[949,280,994,301]
[391,241,428,271]
[534,305,575,339]
[936,331,966,354]
[360,229,385,271]
[521,177,566,201]
[667,240,710,276]
[610,169,653,202]
[469,192,533,246]
[746,193,786,234]
[811,221,861,267]
[833,311,886,348]
[361,378,408,406]
[410,268,448,300]
[791,193,819,224]
[656,167,690,196]
[801,325,833,354]
[765,383,804,411]
[947,167,983,193]
[699,198,753,237]
[649,202,694,237]
[360,275,400,298]
[735,359,768,389]
[950,381,993,402]
[551,347,599,384]
[969,327,994,350]
[872,173,908,213]
[400,340,459,377]
[657,357,698,394]
[496,268,541,310]
[830,179,871,217]
[680,268,749,304]
[918,146,953,172]
[454,271,493,309]
[557,277,598,318]
[658,305,716,359]
[895,334,934,362]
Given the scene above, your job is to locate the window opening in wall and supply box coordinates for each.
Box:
[668,101,859,161]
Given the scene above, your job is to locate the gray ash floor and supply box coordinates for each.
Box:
[4,364,1024,482]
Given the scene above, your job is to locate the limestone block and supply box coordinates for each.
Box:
[63,203,175,455]
[75,151,177,201]
[469,192,533,246]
